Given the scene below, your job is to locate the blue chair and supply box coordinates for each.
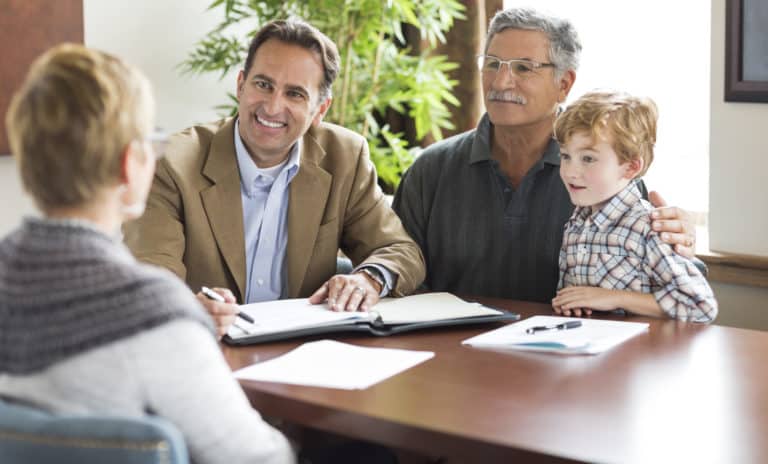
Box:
[336,256,354,275]
[0,398,189,464]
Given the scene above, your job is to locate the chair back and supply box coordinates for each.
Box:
[0,398,189,464]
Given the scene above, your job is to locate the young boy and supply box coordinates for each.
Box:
[551,90,717,322]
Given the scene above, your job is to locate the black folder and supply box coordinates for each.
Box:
[223,293,520,346]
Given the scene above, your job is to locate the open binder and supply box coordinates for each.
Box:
[224,292,519,345]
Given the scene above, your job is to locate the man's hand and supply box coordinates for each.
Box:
[551,286,624,317]
[649,191,696,258]
[309,272,381,312]
[195,287,238,338]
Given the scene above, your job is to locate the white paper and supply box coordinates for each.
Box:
[462,315,649,355]
[228,299,369,339]
[234,340,434,389]
[372,292,502,324]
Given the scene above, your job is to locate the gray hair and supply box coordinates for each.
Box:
[485,7,582,79]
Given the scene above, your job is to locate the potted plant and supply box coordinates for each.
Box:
[181,0,465,192]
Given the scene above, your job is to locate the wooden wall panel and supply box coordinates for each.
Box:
[0,0,83,154]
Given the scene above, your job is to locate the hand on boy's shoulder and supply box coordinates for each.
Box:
[648,191,696,258]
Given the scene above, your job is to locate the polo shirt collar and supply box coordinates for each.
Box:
[541,138,561,166]
[469,113,493,164]
[470,113,561,167]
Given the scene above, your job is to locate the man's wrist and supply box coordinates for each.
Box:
[356,267,385,295]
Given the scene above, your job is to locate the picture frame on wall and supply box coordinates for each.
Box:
[725,0,768,102]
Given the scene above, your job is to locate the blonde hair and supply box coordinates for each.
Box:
[5,43,154,211]
[554,90,657,177]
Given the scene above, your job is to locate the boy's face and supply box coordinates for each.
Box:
[560,131,637,211]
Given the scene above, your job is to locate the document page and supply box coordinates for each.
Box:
[462,315,649,355]
[227,299,368,339]
[234,339,434,389]
[373,292,503,324]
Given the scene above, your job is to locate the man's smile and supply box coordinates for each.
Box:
[255,114,287,129]
[487,89,526,104]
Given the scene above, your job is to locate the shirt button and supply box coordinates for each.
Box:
[257,278,264,286]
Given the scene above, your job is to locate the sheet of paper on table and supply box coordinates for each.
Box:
[234,339,435,389]
[462,315,649,355]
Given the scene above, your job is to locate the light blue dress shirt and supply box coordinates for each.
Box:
[234,120,299,303]
[234,120,394,302]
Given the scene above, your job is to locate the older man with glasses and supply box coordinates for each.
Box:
[393,7,698,303]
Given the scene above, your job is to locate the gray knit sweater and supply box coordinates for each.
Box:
[0,217,212,374]
[0,218,295,464]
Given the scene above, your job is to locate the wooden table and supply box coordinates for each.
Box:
[222,298,768,463]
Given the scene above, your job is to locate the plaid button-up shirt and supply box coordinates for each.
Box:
[558,181,717,322]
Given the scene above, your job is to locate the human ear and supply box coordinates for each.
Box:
[623,158,644,179]
[312,97,332,127]
[121,140,156,187]
[558,69,577,103]
[236,70,245,99]
[119,142,138,184]
[119,141,153,219]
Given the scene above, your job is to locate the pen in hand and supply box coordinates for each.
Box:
[200,286,255,324]
[526,320,582,334]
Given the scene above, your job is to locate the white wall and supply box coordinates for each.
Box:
[0,0,244,235]
[708,0,768,330]
[83,0,244,133]
[709,0,768,257]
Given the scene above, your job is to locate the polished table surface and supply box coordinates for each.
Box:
[222,297,768,463]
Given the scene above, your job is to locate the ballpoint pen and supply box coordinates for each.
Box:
[200,286,255,324]
[525,320,582,334]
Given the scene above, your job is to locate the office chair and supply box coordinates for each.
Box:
[0,398,189,464]
[337,256,354,275]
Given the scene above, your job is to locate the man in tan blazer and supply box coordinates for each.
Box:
[125,18,424,336]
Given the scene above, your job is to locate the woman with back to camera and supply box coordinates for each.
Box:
[0,43,294,464]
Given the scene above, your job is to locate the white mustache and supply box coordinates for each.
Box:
[487,90,526,104]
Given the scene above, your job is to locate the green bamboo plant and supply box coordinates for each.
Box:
[181,0,465,191]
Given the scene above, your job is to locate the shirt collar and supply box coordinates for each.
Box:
[234,119,300,195]
[469,114,493,164]
[541,138,561,166]
[571,180,644,229]
[470,113,561,167]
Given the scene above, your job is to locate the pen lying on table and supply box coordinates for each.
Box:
[525,320,582,334]
[200,286,255,324]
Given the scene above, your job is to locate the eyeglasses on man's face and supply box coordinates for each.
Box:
[476,55,555,80]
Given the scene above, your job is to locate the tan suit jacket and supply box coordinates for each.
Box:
[124,118,424,301]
